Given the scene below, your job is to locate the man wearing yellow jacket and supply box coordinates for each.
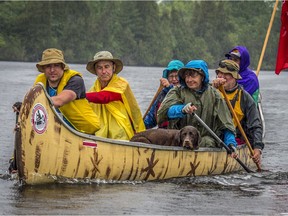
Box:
[35,48,100,134]
[9,48,101,174]
[86,51,145,140]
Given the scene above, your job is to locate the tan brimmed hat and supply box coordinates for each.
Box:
[216,59,242,79]
[86,51,123,75]
[36,48,69,72]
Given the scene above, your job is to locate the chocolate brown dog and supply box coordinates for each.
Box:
[130,125,201,150]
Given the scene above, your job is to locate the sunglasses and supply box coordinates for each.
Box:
[229,55,240,62]
[219,61,238,72]
[168,74,179,79]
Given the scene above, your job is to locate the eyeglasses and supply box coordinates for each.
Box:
[184,69,202,78]
[219,61,238,72]
[168,75,179,79]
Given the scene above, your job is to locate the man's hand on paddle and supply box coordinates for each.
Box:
[251,148,262,165]
[182,102,197,114]
[228,144,238,159]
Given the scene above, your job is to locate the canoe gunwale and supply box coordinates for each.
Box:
[15,83,255,185]
[37,82,233,153]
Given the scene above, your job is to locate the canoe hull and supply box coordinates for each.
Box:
[15,84,255,185]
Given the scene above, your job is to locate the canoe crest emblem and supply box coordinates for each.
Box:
[31,103,48,134]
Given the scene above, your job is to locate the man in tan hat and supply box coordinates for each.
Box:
[35,48,100,134]
[85,51,145,140]
[212,59,264,166]
[8,48,101,174]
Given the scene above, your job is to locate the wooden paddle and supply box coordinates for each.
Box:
[143,84,164,120]
[219,85,261,172]
[192,113,255,173]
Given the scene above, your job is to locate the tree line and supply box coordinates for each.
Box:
[0,1,282,70]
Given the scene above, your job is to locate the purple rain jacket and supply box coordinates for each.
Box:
[226,46,259,96]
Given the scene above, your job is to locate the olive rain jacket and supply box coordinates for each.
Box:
[157,60,236,148]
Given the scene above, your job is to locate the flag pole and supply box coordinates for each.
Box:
[256,0,279,76]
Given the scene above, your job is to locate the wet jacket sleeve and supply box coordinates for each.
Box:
[223,129,237,147]
[167,104,186,119]
[163,85,173,94]
[144,89,169,129]
[157,87,184,125]
[242,90,264,150]
[144,98,158,129]
[86,91,122,104]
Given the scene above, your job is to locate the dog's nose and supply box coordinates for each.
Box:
[184,141,192,148]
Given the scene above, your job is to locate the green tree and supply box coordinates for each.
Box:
[0,1,282,70]
[12,2,54,61]
[50,1,91,63]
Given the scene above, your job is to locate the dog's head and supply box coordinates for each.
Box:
[179,126,201,150]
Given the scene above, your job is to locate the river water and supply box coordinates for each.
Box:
[0,61,287,215]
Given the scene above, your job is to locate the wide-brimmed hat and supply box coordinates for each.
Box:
[36,48,69,72]
[178,60,210,86]
[86,51,123,75]
[178,61,207,80]
[162,60,184,78]
[216,59,242,79]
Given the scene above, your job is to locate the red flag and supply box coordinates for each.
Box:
[275,0,288,74]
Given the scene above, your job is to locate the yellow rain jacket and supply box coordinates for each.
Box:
[34,69,100,134]
[89,74,145,140]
